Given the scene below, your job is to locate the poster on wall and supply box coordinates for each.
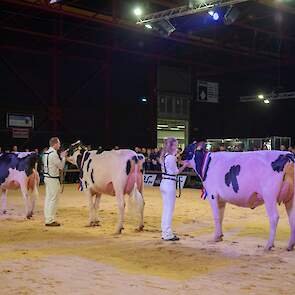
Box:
[197,80,219,103]
[7,113,34,128]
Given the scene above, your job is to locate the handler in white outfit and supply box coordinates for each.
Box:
[43,137,67,226]
[160,137,188,241]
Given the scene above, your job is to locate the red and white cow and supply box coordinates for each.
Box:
[0,152,40,218]
[67,142,145,233]
[183,142,295,251]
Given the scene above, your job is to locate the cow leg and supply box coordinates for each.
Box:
[1,189,7,214]
[29,186,39,218]
[87,191,96,226]
[264,199,279,250]
[285,198,295,251]
[20,184,31,219]
[93,193,101,226]
[209,196,223,242]
[115,190,125,234]
[218,199,226,238]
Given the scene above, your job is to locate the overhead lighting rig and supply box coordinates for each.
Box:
[136,0,249,25]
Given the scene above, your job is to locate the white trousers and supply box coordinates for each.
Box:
[160,179,176,239]
[44,177,60,224]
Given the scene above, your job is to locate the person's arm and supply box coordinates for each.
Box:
[177,163,189,175]
[51,152,66,170]
[166,155,189,175]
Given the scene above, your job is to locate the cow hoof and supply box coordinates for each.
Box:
[287,244,294,251]
[115,227,124,234]
[214,234,224,242]
[2,210,7,215]
[88,221,100,227]
[135,225,144,232]
[264,244,274,251]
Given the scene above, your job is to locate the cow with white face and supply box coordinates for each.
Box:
[0,152,40,218]
[182,142,295,251]
[66,141,145,234]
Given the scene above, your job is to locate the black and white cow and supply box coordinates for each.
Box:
[66,142,145,234]
[183,142,295,251]
[0,152,40,218]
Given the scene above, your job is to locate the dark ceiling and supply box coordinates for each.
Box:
[1,0,295,76]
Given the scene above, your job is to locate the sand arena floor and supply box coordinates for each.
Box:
[0,184,295,295]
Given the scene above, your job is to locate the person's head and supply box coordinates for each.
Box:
[219,144,226,151]
[25,148,30,152]
[49,137,61,151]
[12,145,18,152]
[135,147,141,153]
[141,147,146,154]
[161,137,178,160]
[280,144,286,151]
[34,148,39,153]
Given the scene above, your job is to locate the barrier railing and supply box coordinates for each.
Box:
[61,168,202,188]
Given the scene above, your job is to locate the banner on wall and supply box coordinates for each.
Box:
[143,174,157,186]
[143,174,187,188]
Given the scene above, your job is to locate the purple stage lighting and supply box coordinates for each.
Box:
[213,12,219,21]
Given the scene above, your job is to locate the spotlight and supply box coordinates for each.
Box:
[145,24,153,29]
[155,19,176,36]
[140,96,148,103]
[213,12,219,21]
[258,94,264,99]
[263,99,270,104]
[49,0,62,3]
[224,6,240,25]
[208,10,219,21]
[134,7,142,17]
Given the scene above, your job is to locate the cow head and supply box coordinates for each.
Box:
[182,142,197,169]
[66,140,88,166]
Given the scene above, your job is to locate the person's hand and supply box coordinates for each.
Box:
[60,151,68,158]
[182,161,190,168]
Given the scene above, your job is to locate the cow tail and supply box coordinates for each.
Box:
[128,155,144,216]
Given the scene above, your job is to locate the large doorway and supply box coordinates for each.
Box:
[157,119,188,150]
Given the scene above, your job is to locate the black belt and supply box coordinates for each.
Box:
[161,174,181,198]
[44,175,60,179]
[162,177,177,181]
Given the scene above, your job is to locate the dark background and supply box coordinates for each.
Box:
[1,0,295,150]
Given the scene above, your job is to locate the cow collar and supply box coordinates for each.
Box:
[194,151,211,181]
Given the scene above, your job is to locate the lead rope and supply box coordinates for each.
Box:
[176,176,181,198]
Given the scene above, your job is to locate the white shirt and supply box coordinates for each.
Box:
[43,147,65,178]
[161,154,179,176]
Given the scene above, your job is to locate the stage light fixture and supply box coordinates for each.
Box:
[258,94,264,99]
[224,6,240,25]
[213,12,219,20]
[134,7,143,17]
[145,24,153,29]
[263,99,270,104]
[155,19,176,36]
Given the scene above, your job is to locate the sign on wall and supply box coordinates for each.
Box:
[197,80,219,103]
[143,174,157,186]
[7,113,34,128]
[12,128,30,139]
